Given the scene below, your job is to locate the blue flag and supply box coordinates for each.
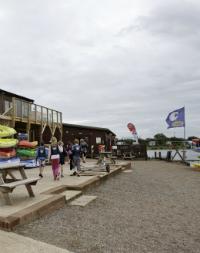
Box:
[166,107,185,128]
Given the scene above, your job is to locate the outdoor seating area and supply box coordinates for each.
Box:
[0,164,40,205]
[97,151,117,164]
[122,152,136,160]
[0,159,131,230]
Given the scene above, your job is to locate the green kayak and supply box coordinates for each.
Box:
[17,148,36,157]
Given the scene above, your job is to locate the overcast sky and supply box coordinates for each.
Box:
[0,0,200,139]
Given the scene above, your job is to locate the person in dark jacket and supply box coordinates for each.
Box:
[71,139,81,176]
[80,139,88,163]
[66,141,74,171]
[36,142,48,178]
[58,141,66,177]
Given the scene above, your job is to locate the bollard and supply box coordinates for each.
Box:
[159,152,162,160]
[182,150,186,161]
[166,151,172,162]
[154,152,157,159]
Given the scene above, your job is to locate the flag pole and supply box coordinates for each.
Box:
[183,106,186,161]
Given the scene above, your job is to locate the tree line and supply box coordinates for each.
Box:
[119,133,198,149]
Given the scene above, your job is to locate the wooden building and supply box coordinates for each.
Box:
[0,89,116,154]
[0,89,62,143]
[63,123,116,156]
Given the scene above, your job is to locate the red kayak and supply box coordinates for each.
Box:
[0,148,16,158]
[18,140,38,148]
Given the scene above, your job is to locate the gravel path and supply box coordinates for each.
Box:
[15,161,200,253]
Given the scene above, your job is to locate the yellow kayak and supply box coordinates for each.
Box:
[192,163,200,168]
[0,139,18,148]
[0,125,16,137]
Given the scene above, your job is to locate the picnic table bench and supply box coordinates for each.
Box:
[0,164,40,205]
[97,152,117,165]
[122,152,135,160]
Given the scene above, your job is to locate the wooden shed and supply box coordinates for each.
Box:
[63,123,116,156]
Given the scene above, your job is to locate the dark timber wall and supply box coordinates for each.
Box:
[63,123,116,156]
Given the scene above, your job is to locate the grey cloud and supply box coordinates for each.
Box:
[140,1,200,38]
[119,1,200,39]
[0,0,200,138]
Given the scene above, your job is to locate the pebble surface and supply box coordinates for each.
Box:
[15,161,200,253]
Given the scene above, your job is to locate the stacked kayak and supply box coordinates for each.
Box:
[18,140,38,148]
[0,125,16,138]
[0,124,19,167]
[0,138,18,148]
[191,163,200,170]
[0,148,16,158]
[17,148,36,157]
[0,157,20,168]
[17,140,38,168]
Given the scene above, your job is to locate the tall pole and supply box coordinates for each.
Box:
[183,107,186,161]
[184,126,186,141]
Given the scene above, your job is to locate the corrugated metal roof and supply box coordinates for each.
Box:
[0,89,34,102]
[63,123,116,136]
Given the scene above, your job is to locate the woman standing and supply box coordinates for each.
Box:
[49,137,60,180]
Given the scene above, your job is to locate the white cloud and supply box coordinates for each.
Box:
[0,0,199,139]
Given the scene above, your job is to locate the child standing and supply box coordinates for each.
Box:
[36,142,48,178]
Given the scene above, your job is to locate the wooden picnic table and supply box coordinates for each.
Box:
[0,163,40,205]
[122,152,135,160]
[97,152,116,165]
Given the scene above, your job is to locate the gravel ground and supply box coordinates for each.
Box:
[15,161,200,253]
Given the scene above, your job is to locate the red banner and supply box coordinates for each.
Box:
[127,122,136,134]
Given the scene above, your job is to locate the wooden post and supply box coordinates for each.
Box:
[19,167,35,197]
[166,151,172,162]
[11,97,16,128]
[26,102,30,141]
[60,112,63,140]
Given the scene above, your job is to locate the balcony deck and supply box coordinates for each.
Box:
[0,97,62,136]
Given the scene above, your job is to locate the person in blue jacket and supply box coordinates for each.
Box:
[36,142,48,178]
[71,139,81,176]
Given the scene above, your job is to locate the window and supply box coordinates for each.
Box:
[22,102,29,118]
[48,110,52,124]
[96,137,101,144]
[4,100,12,113]
[36,106,41,121]
[42,107,48,122]
[58,113,61,124]
[53,111,57,123]
[15,99,22,117]
[30,104,36,121]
